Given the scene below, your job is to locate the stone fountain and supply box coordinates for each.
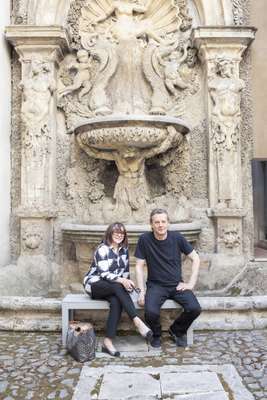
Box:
[56,0,200,282]
[58,0,194,223]
[73,115,189,220]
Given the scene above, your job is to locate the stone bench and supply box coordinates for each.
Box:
[62,293,194,347]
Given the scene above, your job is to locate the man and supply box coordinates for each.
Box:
[135,208,201,348]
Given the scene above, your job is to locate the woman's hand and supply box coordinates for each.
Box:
[117,277,135,292]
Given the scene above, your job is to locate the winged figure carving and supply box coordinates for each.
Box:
[79,0,181,45]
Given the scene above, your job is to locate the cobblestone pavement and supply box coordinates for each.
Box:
[0,330,266,400]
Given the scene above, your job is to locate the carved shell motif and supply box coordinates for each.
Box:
[79,0,182,48]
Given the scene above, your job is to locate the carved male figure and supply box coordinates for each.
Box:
[209,59,245,122]
[20,58,56,136]
[209,59,245,207]
[135,208,201,347]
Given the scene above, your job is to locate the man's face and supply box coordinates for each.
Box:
[151,213,169,237]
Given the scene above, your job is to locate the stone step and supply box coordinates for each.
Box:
[0,295,266,331]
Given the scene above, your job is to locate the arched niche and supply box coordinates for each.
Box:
[26,0,234,27]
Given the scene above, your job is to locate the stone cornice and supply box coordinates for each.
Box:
[192,26,256,48]
[192,26,257,61]
[5,25,70,56]
[207,208,246,219]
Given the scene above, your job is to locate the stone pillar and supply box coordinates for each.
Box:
[192,27,255,255]
[5,26,69,257]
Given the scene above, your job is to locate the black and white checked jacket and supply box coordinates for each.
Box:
[83,242,129,294]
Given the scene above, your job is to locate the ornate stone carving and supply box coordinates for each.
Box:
[77,124,183,220]
[56,1,197,219]
[177,0,192,32]
[20,58,55,155]
[143,40,192,115]
[58,49,92,101]
[219,227,241,249]
[19,56,57,206]
[22,225,43,251]
[78,126,167,148]
[60,0,197,122]
[12,0,28,24]
[232,0,244,26]
[208,58,245,208]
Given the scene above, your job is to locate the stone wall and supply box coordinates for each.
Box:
[0,0,11,267]
[251,0,267,159]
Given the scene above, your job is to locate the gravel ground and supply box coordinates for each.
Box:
[0,330,266,400]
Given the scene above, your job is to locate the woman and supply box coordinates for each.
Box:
[84,222,152,357]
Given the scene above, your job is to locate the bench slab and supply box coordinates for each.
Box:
[62,293,193,347]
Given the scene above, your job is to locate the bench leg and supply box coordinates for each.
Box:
[69,310,74,321]
[187,326,194,346]
[62,305,69,347]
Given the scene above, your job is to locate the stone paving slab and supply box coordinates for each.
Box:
[95,335,162,358]
[72,365,254,400]
[161,371,224,396]
[99,372,161,399]
[171,393,228,399]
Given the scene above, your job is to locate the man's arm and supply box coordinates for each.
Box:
[135,258,146,306]
[176,249,200,291]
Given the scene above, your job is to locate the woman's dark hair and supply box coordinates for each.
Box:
[104,222,128,247]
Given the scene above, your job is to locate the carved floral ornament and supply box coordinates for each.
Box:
[219,227,241,249]
[22,225,44,250]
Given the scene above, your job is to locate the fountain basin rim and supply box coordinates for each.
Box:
[67,115,191,135]
[61,222,201,244]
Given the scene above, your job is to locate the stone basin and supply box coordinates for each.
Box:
[61,221,201,244]
[61,222,202,278]
[70,115,190,150]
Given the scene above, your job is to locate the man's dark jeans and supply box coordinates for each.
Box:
[144,282,201,337]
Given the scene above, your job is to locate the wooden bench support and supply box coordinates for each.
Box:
[62,293,194,347]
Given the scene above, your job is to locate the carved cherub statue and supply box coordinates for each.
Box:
[58,50,92,101]
[160,45,188,96]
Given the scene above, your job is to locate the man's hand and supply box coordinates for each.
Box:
[176,282,194,291]
[177,250,200,292]
[137,290,145,307]
[117,277,135,292]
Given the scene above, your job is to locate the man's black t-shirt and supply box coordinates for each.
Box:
[134,231,193,286]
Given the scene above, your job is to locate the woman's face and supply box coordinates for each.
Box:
[111,229,125,246]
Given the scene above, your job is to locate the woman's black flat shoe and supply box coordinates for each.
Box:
[102,345,120,357]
